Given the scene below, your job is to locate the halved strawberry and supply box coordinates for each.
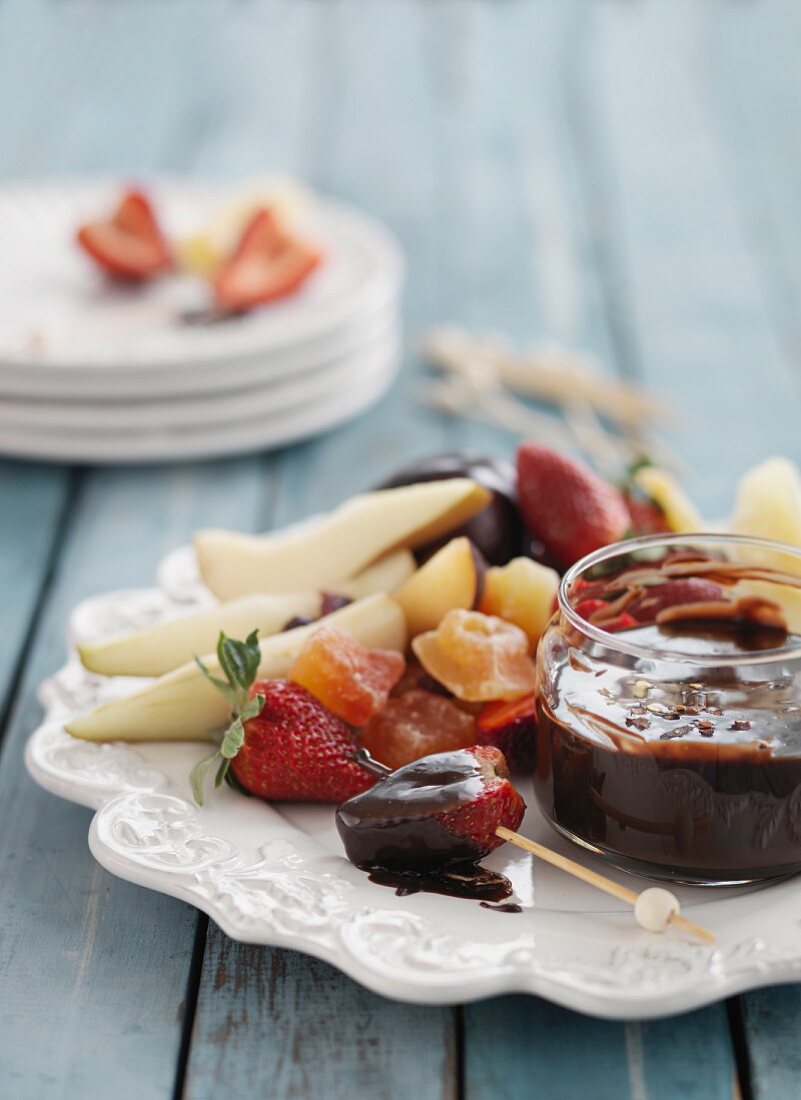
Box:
[628,579,725,623]
[76,188,171,280]
[213,207,322,313]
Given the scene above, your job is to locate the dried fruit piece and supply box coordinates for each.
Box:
[476,695,537,773]
[289,624,405,726]
[479,557,559,651]
[362,689,477,770]
[412,609,536,702]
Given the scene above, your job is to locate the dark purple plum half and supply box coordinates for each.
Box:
[376,451,523,566]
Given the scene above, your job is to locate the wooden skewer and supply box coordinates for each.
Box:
[424,327,671,429]
[495,826,716,945]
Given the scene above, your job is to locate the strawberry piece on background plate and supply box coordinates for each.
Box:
[516,443,630,571]
[76,188,171,280]
[213,206,323,312]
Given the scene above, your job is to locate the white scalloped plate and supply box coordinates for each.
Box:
[24,543,801,1018]
[0,178,403,399]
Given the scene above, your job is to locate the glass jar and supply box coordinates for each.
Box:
[534,533,801,885]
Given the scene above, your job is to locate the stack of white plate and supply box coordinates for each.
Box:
[0,179,404,463]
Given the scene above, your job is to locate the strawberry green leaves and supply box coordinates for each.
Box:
[190,630,265,805]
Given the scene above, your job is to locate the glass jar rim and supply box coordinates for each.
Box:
[558,532,801,667]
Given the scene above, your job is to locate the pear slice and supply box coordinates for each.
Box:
[66,594,406,744]
[335,548,416,599]
[76,549,416,679]
[195,479,490,598]
[77,591,322,678]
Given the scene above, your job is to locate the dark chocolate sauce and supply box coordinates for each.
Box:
[480,901,523,913]
[366,864,513,902]
[537,619,801,882]
[179,306,237,326]
[337,748,514,901]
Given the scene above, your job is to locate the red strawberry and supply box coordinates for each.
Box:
[213,207,322,312]
[623,491,670,536]
[231,680,373,801]
[629,579,725,623]
[516,444,629,571]
[76,188,171,280]
[336,745,525,871]
[476,695,537,773]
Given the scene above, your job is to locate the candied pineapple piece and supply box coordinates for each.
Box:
[412,609,536,702]
[479,557,559,651]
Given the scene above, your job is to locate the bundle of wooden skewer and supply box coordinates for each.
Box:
[419,326,680,479]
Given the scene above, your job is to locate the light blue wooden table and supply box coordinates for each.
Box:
[2,1,800,1096]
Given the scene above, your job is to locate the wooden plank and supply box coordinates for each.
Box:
[738,988,801,1100]
[0,3,273,1096]
[568,0,801,516]
[692,3,801,1092]
[186,946,456,1100]
[0,459,268,1099]
[184,5,459,1097]
[187,3,735,1098]
[464,997,736,1100]
[702,0,801,369]
[562,4,801,1097]
[0,462,71,715]
[463,2,747,1096]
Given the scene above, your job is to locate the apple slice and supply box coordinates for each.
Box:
[66,594,406,744]
[479,557,559,651]
[195,479,490,598]
[77,591,322,678]
[394,537,483,636]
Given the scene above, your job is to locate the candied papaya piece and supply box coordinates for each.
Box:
[289,624,405,726]
[412,609,536,702]
[362,689,477,771]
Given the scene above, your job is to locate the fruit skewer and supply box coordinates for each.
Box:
[496,826,716,944]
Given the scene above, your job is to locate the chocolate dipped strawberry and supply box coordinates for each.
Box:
[336,745,525,900]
